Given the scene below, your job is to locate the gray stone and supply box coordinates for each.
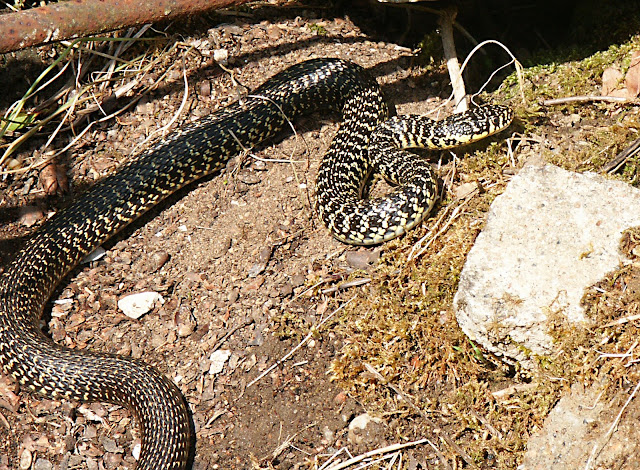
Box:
[454,164,640,365]
[347,413,384,446]
[33,459,52,470]
[522,383,640,469]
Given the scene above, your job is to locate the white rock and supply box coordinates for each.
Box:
[19,449,32,470]
[347,413,383,445]
[209,349,232,375]
[83,246,106,263]
[117,292,164,319]
[132,440,141,460]
[213,48,229,64]
[454,164,640,365]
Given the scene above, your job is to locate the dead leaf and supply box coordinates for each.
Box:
[0,375,20,409]
[625,50,640,97]
[602,67,623,95]
[609,88,632,99]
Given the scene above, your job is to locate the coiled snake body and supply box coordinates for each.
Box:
[0,58,512,469]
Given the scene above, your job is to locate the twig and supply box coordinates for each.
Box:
[326,439,428,470]
[130,53,191,155]
[318,447,353,470]
[321,278,371,294]
[0,409,10,429]
[211,320,253,353]
[363,363,476,470]
[491,383,538,400]
[469,409,503,440]
[402,39,522,123]
[437,6,467,113]
[460,39,525,106]
[543,95,632,106]
[247,296,355,388]
[266,422,316,463]
[603,136,640,173]
[600,313,640,328]
[408,198,470,262]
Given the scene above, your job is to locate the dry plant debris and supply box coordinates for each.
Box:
[1,5,640,470]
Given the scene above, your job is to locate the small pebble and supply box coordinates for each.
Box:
[118,292,164,319]
[132,440,142,460]
[213,48,229,64]
[227,289,239,304]
[177,319,196,338]
[266,24,283,40]
[198,80,211,98]
[454,182,478,200]
[209,349,232,375]
[103,452,123,469]
[280,281,293,297]
[18,206,43,227]
[7,158,22,170]
[33,458,53,470]
[291,273,305,287]
[347,413,384,445]
[345,250,380,270]
[101,437,122,454]
[85,458,98,470]
[19,449,32,470]
[334,391,347,405]
[150,251,170,271]
[238,170,261,185]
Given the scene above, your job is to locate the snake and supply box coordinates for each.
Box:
[0,58,512,469]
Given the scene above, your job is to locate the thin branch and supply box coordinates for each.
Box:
[600,313,640,328]
[246,296,355,388]
[437,6,467,112]
[0,0,254,53]
[326,439,428,470]
[603,137,640,173]
[543,95,632,106]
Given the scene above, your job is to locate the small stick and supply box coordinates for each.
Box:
[491,382,538,400]
[321,278,371,294]
[247,296,355,388]
[603,136,640,173]
[469,409,503,440]
[326,439,429,470]
[542,95,631,106]
[210,319,253,353]
[600,313,640,328]
[438,6,468,113]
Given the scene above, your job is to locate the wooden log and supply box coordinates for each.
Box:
[0,0,253,53]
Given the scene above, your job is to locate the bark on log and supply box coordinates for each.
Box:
[0,0,253,54]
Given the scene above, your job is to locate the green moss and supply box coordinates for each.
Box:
[308,23,328,35]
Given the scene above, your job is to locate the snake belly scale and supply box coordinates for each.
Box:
[0,58,512,469]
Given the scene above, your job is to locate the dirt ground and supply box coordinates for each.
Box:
[1,3,640,470]
[0,8,462,470]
